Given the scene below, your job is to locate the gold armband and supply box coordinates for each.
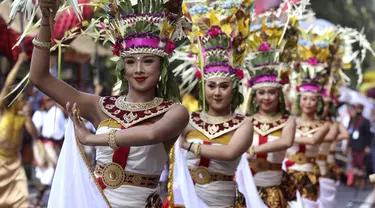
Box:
[108,129,119,150]
[32,38,52,50]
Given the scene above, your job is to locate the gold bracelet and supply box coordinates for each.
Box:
[193,143,201,157]
[108,129,119,150]
[249,146,255,158]
[32,38,52,50]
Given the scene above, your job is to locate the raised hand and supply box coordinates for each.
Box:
[39,0,59,20]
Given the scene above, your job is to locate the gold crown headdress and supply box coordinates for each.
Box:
[293,19,340,95]
[245,0,312,90]
[92,0,186,57]
[172,1,249,111]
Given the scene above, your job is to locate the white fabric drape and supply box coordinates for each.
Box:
[172,140,208,208]
[288,191,304,208]
[48,120,108,208]
[235,154,268,208]
[318,178,338,208]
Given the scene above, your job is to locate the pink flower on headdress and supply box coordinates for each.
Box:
[236,69,244,80]
[208,26,222,37]
[195,70,202,80]
[307,57,318,66]
[165,41,175,54]
[296,86,300,92]
[258,42,272,51]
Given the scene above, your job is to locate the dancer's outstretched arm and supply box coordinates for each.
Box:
[67,102,189,146]
[180,118,253,161]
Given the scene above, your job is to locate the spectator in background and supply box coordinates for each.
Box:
[348,104,372,190]
[41,96,66,153]
[31,97,52,208]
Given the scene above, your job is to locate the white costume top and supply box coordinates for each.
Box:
[95,96,175,208]
[183,111,245,207]
[286,120,325,173]
[95,127,167,208]
[250,114,290,187]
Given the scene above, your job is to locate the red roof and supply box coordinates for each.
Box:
[53,0,93,41]
[0,17,33,62]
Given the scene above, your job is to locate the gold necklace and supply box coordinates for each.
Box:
[115,96,163,111]
[297,117,319,127]
[200,111,235,124]
[253,113,282,123]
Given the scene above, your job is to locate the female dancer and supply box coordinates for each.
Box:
[31,0,189,207]
[284,80,329,207]
[245,16,297,208]
[284,60,330,208]
[168,6,253,205]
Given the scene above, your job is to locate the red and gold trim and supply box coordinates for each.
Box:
[252,114,290,136]
[99,96,175,128]
[189,111,245,140]
[296,120,325,137]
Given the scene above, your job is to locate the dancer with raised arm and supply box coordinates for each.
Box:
[30,0,189,207]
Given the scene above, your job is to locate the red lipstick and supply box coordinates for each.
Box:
[134,77,147,82]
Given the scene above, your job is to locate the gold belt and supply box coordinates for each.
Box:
[289,153,316,165]
[189,166,233,185]
[249,158,282,173]
[316,154,327,161]
[95,162,159,189]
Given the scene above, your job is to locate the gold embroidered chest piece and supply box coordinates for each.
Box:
[189,111,245,140]
[252,113,290,136]
[100,96,175,128]
[296,119,325,137]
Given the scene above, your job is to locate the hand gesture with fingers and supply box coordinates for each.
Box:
[66,102,92,145]
[39,0,59,33]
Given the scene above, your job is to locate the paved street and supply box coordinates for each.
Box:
[336,184,374,208]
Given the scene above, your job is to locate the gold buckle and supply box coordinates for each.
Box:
[250,158,269,173]
[192,166,212,185]
[102,162,125,189]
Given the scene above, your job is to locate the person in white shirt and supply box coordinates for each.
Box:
[41,96,66,157]
[31,96,56,207]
